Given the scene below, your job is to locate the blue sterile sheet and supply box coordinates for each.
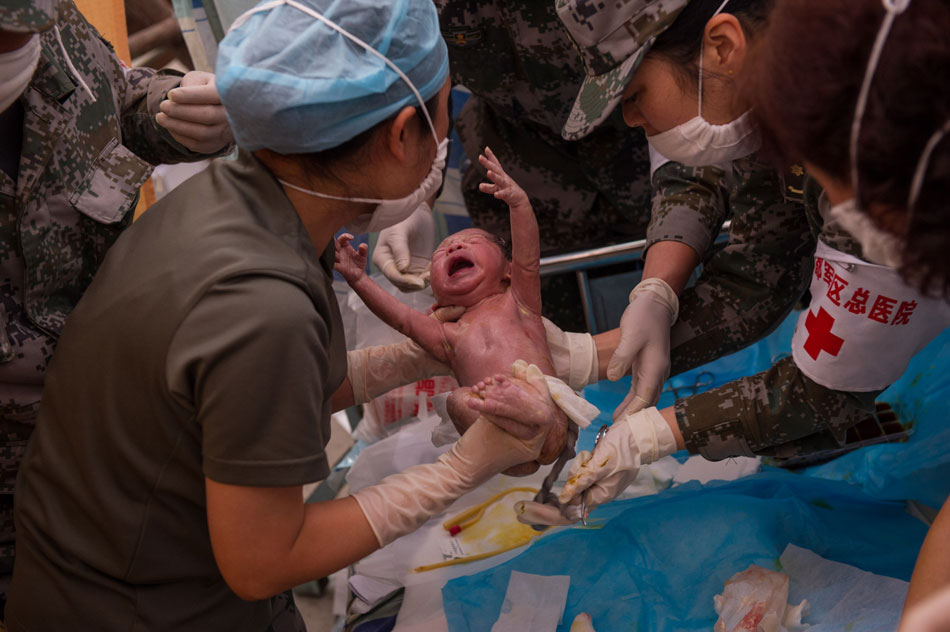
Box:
[804,327,950,508]
[442,473,928,632]
[442,314,950,631]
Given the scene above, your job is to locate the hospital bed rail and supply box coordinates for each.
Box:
[539,221,731,333]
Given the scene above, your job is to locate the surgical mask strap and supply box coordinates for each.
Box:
[229,0,439,147]
[279,137,448,204]
[696,0,732,118]
[849,0,911,196]
[907,119,950,212]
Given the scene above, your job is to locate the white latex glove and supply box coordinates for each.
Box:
[352,417,544,546]
[514,407,676,527]
[346,306,465,404]
[372,202,435,291]
[155,71,234,154]
[347,339,450,405]
[542,317,599,391]
[607,278,679,419]
[900,586,950,632]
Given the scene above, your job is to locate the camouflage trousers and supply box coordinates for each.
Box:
[456,97,652,332]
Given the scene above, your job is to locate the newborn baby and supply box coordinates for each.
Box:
[335,148,586,474]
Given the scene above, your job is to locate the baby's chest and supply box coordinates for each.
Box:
[449,298,548,382]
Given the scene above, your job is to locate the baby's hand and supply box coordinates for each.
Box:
[334,233,368,284]
[478,146,530,210]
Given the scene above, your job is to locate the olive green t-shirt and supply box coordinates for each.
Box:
[8,152,346,630]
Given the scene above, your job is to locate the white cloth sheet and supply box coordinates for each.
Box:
[780,544,909,631]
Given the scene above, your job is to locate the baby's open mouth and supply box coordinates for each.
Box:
[448,256,474,277]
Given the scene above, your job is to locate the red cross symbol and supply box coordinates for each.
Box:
[803,307,844,360]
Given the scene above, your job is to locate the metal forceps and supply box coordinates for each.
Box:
[528,423,577,532]
[580,424,610,526]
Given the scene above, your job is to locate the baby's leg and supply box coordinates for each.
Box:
[469,375,569,466]
[446,387,481,438]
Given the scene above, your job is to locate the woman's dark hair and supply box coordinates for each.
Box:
[295,91,441,185]
[745,0,950,297]
[648,0,775,91]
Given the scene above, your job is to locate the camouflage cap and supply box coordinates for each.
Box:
[0,0,58,33]
[557,0,690,141]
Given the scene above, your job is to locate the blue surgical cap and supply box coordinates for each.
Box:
[216,0,449,154]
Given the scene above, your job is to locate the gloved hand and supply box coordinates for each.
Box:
[514,407,677,527]
[347,304,464,404]
[372,202,435,291]
[347,338,450,405]
[542,317,599,391]
[155,71,234,154]
[607,278,679,418]
[352,417,545,546]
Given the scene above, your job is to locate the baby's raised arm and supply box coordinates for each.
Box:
[334,234,449,361]
[478,147,542,314]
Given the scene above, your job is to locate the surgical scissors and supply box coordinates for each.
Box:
[580,424,610,526]
[662,370,715,400]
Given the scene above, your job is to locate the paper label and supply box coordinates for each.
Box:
[440,537,467,560]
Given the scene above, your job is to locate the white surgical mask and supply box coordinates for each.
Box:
[645,0,761,166]
[828,198,903,268]
[647,109,760,166]
[281,137,448,235]
[231,0,447,234]
[0,34,41,113]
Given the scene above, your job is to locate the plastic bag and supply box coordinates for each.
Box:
[356,377,458,442]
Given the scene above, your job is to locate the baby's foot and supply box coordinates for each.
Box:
[470,375,500,399]
[468,375,557,427]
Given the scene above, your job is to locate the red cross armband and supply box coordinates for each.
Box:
[790,241,950,392]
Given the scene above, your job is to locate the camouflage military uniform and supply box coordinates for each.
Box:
[436,0,654,331]
[0,0,216,592]
[671,174,885,460]
[653,155,816,375]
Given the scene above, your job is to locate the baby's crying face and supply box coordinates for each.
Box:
[430,229,509,306]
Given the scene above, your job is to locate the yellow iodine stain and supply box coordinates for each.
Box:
[413,489,544,572]
[457,500,540,553]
